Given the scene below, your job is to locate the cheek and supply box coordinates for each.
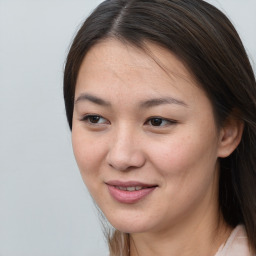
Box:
[71,129,106,186]
[147,132,219,217]
[148,130,219,180]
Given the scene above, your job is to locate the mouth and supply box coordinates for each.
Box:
[105,180,158,204]
[114,186,150,191]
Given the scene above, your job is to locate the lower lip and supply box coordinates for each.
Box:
[107,185,156,204]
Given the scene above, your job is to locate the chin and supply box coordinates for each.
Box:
[105,212,155,234]
[112,223,149,234]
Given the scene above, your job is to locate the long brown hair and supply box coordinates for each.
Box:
[64,0,256,255]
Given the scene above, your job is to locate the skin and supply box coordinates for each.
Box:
[72,39,243,256]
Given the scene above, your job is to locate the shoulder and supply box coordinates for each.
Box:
[215,225,255,256]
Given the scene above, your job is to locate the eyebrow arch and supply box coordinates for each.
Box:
[75,93,188,108]
[140,97,188,108]
[75,93,111,107]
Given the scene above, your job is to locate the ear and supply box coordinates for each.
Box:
[217,115,244,158]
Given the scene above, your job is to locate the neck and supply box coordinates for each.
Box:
[130,214,232,256]
[130,192,232,256]
[130,220,231,256]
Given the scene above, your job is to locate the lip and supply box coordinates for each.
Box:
[106,180,158,204]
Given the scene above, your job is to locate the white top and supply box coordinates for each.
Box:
[215,225,255,256]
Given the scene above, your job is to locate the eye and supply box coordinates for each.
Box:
[81,114,109,125]
[145,117,177,127]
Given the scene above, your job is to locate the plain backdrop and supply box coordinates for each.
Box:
[0,0,255,255]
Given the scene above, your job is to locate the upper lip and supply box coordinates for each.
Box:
[105,180,158,188]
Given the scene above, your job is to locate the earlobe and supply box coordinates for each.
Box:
[217,116,244,158]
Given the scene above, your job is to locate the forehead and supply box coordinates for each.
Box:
[75,38,206,106]
[78,39,195,82]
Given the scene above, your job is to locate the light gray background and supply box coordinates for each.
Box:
[0,1,255,256]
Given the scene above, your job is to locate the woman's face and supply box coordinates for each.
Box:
[72,39,223,234]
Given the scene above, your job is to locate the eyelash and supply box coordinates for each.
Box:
[80,114,177,128]
[80,115,109,125]
[145,117,177,127]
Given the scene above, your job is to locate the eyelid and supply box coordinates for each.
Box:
[79,114,177,127]
[144,116,178,127]
[80,114,110,125]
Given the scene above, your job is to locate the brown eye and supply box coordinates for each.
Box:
[81,115,109,125]
[88,115,101,123]
[145,117,177,127]
[150,118,164,126]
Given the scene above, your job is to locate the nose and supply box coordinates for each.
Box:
[106,127,146,171]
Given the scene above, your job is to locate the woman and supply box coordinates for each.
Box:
[64,0,256,255]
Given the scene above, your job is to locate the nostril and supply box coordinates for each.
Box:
[108,162,141,172]
[106,147,146,171]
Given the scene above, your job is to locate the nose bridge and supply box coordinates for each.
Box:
[107,123,145,171]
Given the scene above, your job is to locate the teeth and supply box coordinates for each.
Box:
[127,187,136,191]
[116,186,144,191]
[118,186,127,191]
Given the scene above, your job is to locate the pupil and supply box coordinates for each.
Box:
[90,116,100,123]
[151,118,162,126]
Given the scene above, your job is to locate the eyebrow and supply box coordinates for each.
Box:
[75,93,111,107]
[140,97,188,108]
[75,93,188,108]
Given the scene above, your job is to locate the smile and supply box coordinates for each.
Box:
[106,181,158,204]
[115,186,144,191]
